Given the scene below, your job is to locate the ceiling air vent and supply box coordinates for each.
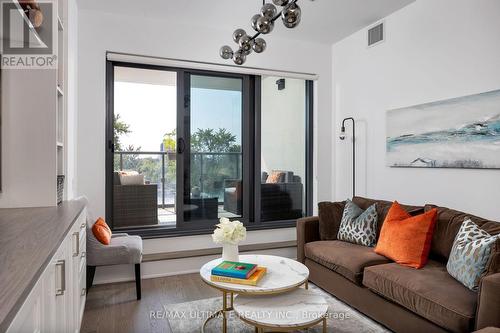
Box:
[368,22,384,47]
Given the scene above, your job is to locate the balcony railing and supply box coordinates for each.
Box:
[114,151,242,208]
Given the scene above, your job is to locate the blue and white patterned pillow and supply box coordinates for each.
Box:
[447,219,499,291]
[337,199,378,247]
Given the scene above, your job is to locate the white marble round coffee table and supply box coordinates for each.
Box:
[200,254,309,294]
[233,288,328,332]
[200,254,309,333]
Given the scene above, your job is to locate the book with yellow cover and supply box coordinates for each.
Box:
[210,267,267,286]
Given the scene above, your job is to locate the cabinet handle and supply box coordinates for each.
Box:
[81,288,86,296]
[81,251,86,258]
[73,232,80,257]
[80,222,86,229]
[55,260,66,296]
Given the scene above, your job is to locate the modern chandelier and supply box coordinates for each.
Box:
[219,0,302,65]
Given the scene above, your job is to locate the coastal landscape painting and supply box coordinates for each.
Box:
[386,90,500,169]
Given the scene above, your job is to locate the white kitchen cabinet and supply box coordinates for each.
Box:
[70,211,87,332]
[7,208,87,333]
[6,278,43,333]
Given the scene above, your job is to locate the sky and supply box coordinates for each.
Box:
[114,82,242,152]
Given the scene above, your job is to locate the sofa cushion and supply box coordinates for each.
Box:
[304,240,391,284]
[424,205,500,262]
[91,234,143,266]
[266,171,285,183]
[271,170,294,183]
[338,199,378,247]
[318,201,346,240]
[353,196,424,236]
[92,217,112,245]
[447,219,500,291]
[374,202,437,269]
[363,261,477,333]
[119,173,144,185]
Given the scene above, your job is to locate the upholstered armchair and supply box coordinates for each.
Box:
[85,202,143,300]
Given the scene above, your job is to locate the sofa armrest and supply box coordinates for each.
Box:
[296,216,320,263]
[476,273,500,330]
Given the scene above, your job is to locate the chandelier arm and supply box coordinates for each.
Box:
[248,0,299,42]
[223,0,301,64]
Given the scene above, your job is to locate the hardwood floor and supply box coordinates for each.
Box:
[81,273,219,333]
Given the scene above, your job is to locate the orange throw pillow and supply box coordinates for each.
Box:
[374,201,437,269]
[92,217,112,245]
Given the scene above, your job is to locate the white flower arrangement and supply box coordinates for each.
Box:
[212,217,246,245]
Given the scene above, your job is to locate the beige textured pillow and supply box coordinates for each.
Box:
[119,173,144,185]
[266,171,285,184]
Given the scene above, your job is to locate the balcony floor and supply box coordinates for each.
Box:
[157,205,239,227]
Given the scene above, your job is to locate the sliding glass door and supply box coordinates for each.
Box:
[106,61,312,235]
[179,72,250,228]
[259,76,307,221]
[108,64,251,231]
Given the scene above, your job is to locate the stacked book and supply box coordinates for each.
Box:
[211,261,267,286]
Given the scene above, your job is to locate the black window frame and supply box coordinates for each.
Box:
[105,60,314,239]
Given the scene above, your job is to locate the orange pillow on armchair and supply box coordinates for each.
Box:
[92,217,112,245]
[374,201,437,269]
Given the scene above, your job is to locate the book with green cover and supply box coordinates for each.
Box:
[211,267,267,286]
[211,261,257,279]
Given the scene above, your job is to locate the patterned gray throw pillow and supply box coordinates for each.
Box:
[446,219,499,291]
[337,199,378,247]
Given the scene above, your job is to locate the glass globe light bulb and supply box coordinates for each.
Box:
[219,45,234,60]
[251,14,261,32]
[281,3,301,28]
[256,16,274,34]
[232,50,246,65]
[261,3,277,20]
[232,29,247,43]
[252,38,266,53]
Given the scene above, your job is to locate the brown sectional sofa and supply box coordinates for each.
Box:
[297,196,500,333]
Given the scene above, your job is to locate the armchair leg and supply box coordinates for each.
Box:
[135,263,141,300]
[87,265,96,294]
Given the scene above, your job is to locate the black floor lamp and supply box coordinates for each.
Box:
[339,117,355,197]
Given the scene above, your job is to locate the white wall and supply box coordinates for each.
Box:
[261,76,306,185]
[332,0,500,220]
